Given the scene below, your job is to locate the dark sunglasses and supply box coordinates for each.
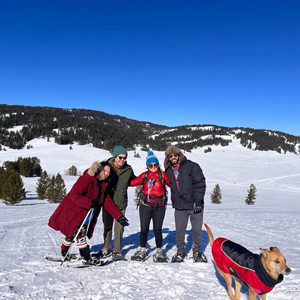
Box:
[168,153,178,159]
[118,156,127,160]
[148,163,158,169]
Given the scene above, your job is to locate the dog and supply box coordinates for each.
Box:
[204,223,291,300]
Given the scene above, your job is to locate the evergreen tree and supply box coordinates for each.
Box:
[0,167,7,198]
[46,176,56,203]
[133,185,143,206]
[2,170,26,205]
[245,183,257,205]
[46,173,66,203]
[67,165,78,176]
[54,173,67,201]
[211,184,222,204]
[36,170,50,199]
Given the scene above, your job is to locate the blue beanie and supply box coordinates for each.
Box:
[146,150,159,166]
[113,145,127,158]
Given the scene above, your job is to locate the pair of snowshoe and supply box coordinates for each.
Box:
[171,251,208,263]
[131,249,168,263]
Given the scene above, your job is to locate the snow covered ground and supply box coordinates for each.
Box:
[0,137,299,299]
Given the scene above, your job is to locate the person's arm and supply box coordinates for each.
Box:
[129,172,145,187]
[191,163,206,208]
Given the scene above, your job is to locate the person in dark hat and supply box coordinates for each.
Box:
[101,145,135,261]
[164,146,207,263]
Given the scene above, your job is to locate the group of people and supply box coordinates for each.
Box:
[48,144,207,265]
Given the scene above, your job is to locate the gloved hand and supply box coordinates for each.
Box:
[193,204,202,214]
[118,215,129,227]
[90,198,98,209]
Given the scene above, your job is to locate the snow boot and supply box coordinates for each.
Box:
[112,251,127,261]
[171,251,185,263]
[131,249,147,261]
[153,250,168,263]
[79,245,91,261]
[192,252,208,263]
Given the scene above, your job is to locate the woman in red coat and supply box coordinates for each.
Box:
[48,160,129,265]
[130,151,169,262]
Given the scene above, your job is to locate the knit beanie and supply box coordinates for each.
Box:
[113,145,127,158]
[146,150,159,166]
[165,146,181,157]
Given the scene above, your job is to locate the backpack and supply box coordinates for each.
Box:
[136,170,167,208]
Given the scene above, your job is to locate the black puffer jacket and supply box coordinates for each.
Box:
[165,156,206,210]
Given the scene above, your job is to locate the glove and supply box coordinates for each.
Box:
[193,205,203,214]
[90,198,98,209]
[118,215,129,227]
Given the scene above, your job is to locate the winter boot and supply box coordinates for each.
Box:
[153,250,168,263]
[60,244,76,261]
[131,248,147,261]
[79,245,91,261]
[171,251,185,263]
[112,250,127,261]
[192,252,207,263]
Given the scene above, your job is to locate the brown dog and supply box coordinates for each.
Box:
[204,223,291,300]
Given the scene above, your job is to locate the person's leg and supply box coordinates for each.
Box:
[190,209,204,253]
[174,209,189,254]
[152,205,166,249]
[76,225,90,261]
[113,209,125,252]
[139,204,152,248]
[102,207,114,250]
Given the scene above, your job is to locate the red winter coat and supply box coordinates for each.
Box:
[130,169,170,207]
[48,169,122,238]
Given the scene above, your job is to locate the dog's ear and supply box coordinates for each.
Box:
[270,247,279,252]
[260,248,270,258]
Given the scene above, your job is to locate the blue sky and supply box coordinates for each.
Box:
[1,0,300,136]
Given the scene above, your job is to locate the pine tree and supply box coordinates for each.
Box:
[68,165,78,176]
[2,170,26,205]
[46,174,66,203]
[245,183,257,205]
[36,170,50,199]
[133,185,143,206]
[211,184,222,204]
[53,173,67,202]
[46,176,56,203]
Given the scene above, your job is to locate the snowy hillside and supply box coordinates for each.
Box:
[0,137,299,299]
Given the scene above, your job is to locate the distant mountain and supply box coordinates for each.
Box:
[1,104,299,155]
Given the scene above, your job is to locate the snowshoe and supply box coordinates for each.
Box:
[45,254,77,263]
[153,251,168,263]
[192,252,208,263]
[131,249,149,262]
[112,251,127,261]
[171,251,185,263]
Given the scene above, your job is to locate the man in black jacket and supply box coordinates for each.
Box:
[164,146,207,263]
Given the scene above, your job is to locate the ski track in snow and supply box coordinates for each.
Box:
[0,138,300,299]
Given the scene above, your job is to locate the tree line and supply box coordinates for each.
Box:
[0,157,67,205]
[1,104,299,154]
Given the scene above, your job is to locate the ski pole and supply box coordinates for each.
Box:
[86,208,94,238]
[60,208,93,266]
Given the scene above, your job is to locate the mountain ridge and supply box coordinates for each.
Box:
[1,104,299,155]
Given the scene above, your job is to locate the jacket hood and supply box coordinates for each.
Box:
[87,160,101,176]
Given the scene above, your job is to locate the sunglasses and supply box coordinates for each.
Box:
[118,156,127,160]
[148,163,158,169]
[168,153,178,159]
